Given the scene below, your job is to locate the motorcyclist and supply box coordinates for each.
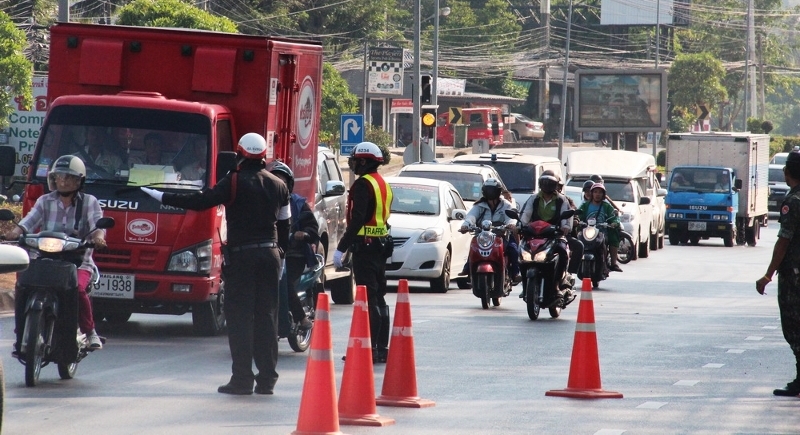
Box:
[577,183,623,272]
[266,160,316,332]
[519,170,581,299]
[458,178,521,285]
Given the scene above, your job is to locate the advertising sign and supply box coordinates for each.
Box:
[574,69,668,133]
[367,47,404,96]
[2,76,47,177]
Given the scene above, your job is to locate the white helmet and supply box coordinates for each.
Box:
[48,155,86,192]
[352,141,383,162]
[237,133,268,160]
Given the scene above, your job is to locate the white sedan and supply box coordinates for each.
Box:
[385,177,471,292]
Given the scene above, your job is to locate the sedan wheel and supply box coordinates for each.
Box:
[430,251,451,293]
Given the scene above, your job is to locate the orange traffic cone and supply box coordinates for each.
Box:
[376,279,435,408]
[546,277,622,399]
[293,293,345,435]
[338,285,395,426]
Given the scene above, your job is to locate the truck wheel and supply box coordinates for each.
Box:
[668,229,681,246]
[723,228,735,247]
[104,310,132,325]
[689,236,700,245]
[192,288,225,336]
[745,225,757,246]
[329,269,355,304]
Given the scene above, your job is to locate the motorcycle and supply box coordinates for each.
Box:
[519,210,576,321]
[0,209,114,386]
[577,217,613,289]
[278,253,324,352]
[463,212,515,309]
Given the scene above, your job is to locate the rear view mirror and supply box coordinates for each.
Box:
[0,209,15,221]
[95,217,115,229]
[451,209,467,220]
[0,245,29,273]
[324,180,346,196]
[216,152,238,183]
[505,209,520,220]
[639,197,651,205]
[0,147,17,177]
[560,209,575,220]
[734,178,743,190]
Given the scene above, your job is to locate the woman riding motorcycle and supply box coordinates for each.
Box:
[458,178,521,284]
[577,183,623,272]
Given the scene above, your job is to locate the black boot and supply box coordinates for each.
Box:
[373,306,390,364]
[773,380,800,396]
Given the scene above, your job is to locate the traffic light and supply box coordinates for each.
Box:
[420,75,432,104]
[421,107,437,128]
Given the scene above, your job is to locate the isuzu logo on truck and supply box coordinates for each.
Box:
[98,199,139,210]
[689,205,708,210]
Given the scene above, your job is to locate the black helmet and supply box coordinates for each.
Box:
[266,160,294,192]
[538,170,559,194]
[590,174,604,184]
[582,180,595,193]
[481,178,503,201]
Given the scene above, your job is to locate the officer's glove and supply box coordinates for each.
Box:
[333,250,345,268]
[140,187,164,202]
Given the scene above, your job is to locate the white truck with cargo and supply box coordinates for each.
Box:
[664,132,769,247]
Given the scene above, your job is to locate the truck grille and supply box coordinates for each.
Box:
[94,248,158,267]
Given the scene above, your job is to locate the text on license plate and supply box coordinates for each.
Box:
[769,201,777,206]
[92,273,135,299]
[688,221,707,231]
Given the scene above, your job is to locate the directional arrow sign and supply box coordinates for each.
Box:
[697,104,709,121]
[340,114,364,155]
[449,107,463,125]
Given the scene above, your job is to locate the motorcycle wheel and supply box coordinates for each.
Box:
[477,275,490,309]
[526,277,541,321]
[57,362,77,380]
[549,305,562,318]
[617,234,634,264]
[288,290,316,353]
[24,310,46,387]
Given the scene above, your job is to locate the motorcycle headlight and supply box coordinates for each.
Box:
[37,237,66,253]
[417,227,444,243]
[477,231,494,249]
[582,226,598,241]
[168,240,213,273]
[533,250,548,263]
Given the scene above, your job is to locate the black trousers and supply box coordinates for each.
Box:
[566,236,584,274]
[224,247,281,389]
[352,248,390,350]
[778,273,800,372]
[286,256,308,322]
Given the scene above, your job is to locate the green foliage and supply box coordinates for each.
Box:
[746,117,773,134]
[780,136,800,153]
[116,0,238,32]
[0,11,33,129]
[762,120,774,134]
[668,107,694,133]
[769,135,785,158]
[320,63,359,147]
[657,150,666,167]
[668,53,727,113]
[363,125,392,166]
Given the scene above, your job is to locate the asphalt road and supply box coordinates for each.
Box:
[1,219,798,434]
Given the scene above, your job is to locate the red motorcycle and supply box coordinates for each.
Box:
[463,215,514,309]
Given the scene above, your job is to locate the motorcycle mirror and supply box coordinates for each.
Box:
[560,209,575,220]
[95,217,115,230]
[505,209,520,220]
[11,194,20,203]
[0,245,29,273]
[0,209,15,221]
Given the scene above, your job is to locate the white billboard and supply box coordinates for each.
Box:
[601,0,674,26]
[1,76,47,177]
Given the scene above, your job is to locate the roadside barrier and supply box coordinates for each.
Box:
[293,293,344,435]
[376,279,435,408]
[338,285,395,426]
[545,277,623,399]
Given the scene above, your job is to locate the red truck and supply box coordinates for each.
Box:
[2,23,323,335]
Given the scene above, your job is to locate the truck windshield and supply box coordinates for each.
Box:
[670,168,730,193]
[34,106,211,189]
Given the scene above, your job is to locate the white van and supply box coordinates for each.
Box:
[565,150,665,259]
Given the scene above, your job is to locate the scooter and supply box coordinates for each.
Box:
[278,254,324,352]
[0,209,114,387]
[463,214,514,309]
[577,217,611,289]
[519,210,576,321]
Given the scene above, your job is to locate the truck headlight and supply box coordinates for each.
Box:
[168,240,213,273]
[668,212,684,219]
[417,228,444,243]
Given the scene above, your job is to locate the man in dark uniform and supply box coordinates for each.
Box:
[756,150,800,397]
[333,141,393,363]
[141,133,290,395]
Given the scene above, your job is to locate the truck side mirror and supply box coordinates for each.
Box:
[639,197,651,205]
[0,146,17,177]
[324,180,346,196]
[216,152,238,183]
[734,178,743,190]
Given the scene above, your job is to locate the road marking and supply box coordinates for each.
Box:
[703,363,725,368]
[132,377,174,385]
[636,401,667,409]
[414,319,430,323]
[761,325,778,329]
[727,349,746,353]
[674,380,699,386]
[745,336,764,341]
[594,430,626,435]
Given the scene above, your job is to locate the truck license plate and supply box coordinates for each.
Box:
[91,273,135,299]
[769,200,777,206]
[688,221,706,231]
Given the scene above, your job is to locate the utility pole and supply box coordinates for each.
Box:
[748,0,757,120]
[58,0,69,22]
[539,0,551,123]
[557,0,573,162]
[652,0,660,159]
[758,33,765,120]
[412,0,421,163]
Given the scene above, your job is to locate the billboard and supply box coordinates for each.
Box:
[601,0,673,26]
[574,69,668,133]
[1,76,47,177]
[367,47,404,96]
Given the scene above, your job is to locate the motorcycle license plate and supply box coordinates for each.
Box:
[688,221,706,231]
[92,273,135,299]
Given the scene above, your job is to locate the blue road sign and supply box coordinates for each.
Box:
[340,114,364,156]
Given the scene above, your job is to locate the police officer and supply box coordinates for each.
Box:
[333,142,393,364]
[756,150,800,397]
[141,133,290,395]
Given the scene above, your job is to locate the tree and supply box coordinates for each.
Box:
[320,62,358,146]
[668,52,727,121]
[0,10,33,129]
[116,0,237,32]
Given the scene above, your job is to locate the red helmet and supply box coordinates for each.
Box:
[590,182,606,196]
[237,133,268,160]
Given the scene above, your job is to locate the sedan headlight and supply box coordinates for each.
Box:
[417,227,444,243]
[619,212,634,223]
[168,240,213,273]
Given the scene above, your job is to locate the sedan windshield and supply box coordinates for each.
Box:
[399,171,484,201]
[389,184,440,215]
